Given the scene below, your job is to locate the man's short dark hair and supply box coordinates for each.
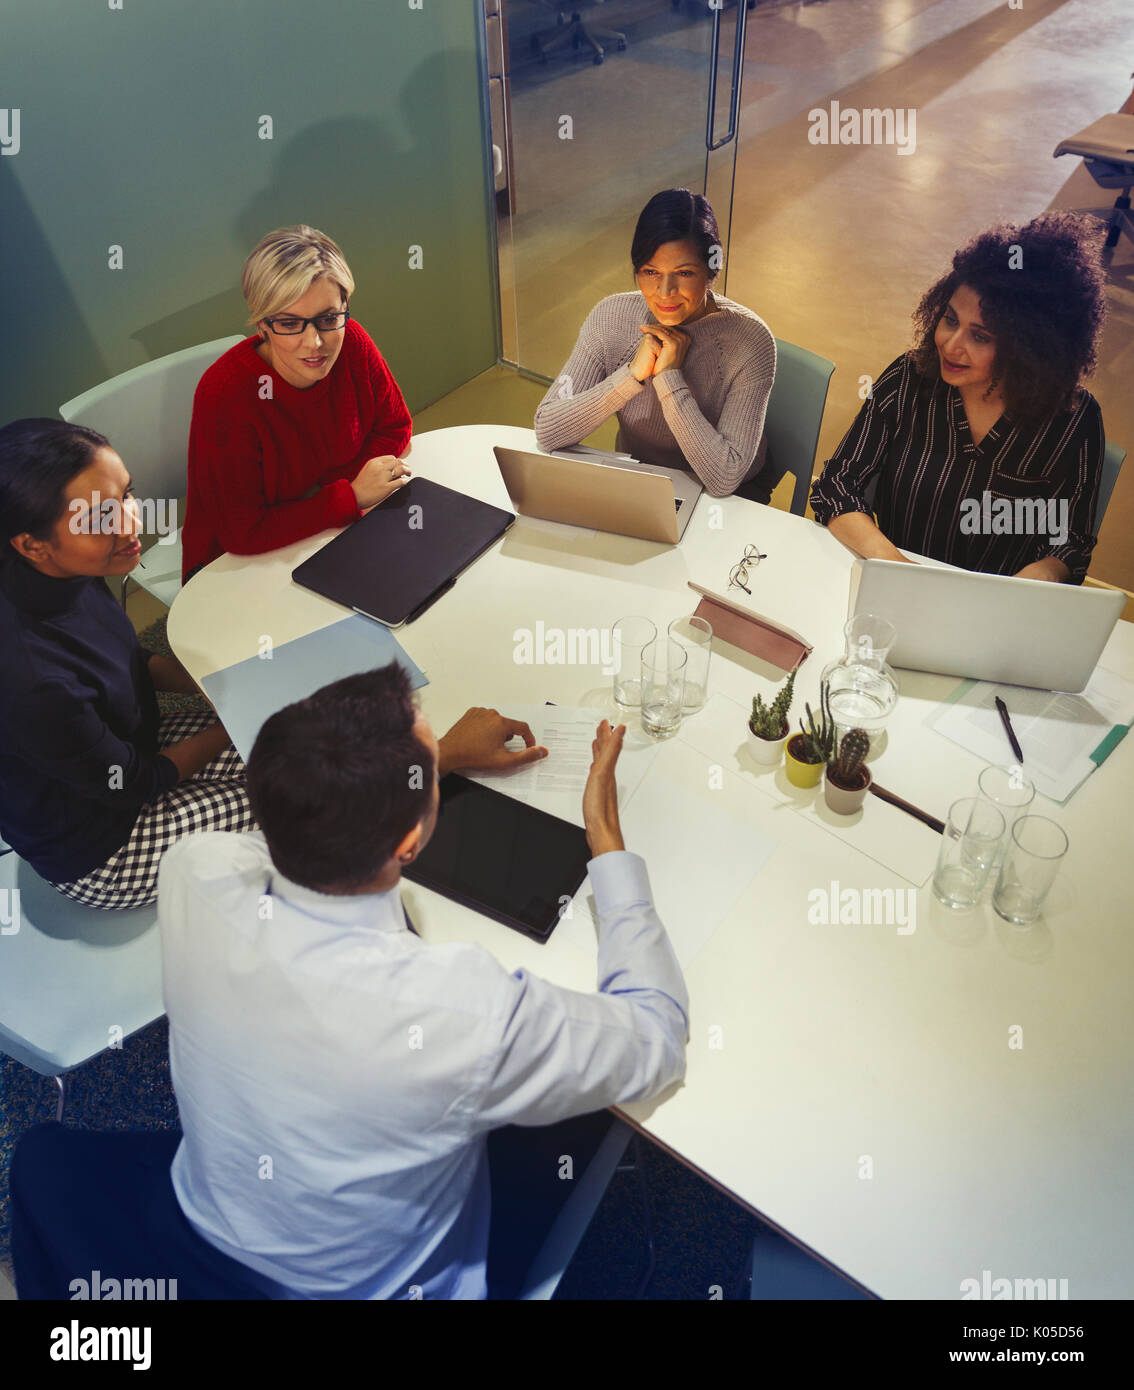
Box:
[246,663,435,894]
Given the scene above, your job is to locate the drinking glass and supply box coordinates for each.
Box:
[976,764,1035,874]
[640,639,687,738]
[611,616,656,711]
[932,797,1005,910]
[668,614,712,713]
[993,816,1069,926]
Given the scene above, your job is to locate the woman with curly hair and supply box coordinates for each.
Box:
[810,213,1108,582]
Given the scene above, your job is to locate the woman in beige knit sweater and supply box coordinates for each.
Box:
[535,188,778,501]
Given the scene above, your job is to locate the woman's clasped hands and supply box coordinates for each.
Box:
[629,323,691,382]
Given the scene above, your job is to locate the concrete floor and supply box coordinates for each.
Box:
[491,0,1134,591]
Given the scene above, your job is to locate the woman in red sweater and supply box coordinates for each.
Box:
[180,225,413,581]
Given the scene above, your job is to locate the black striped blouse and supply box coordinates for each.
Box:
[809,354,1104,583]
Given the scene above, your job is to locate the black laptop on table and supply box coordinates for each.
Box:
[291,477,515,627]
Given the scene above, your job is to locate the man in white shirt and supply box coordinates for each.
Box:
[158,663,689,1299]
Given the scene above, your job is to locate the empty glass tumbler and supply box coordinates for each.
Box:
[993,815,1069,926]
[611,616,657,711]
[640,639,687,738]
[668,614,712,713]
[976,763,1035,874]
[932,797,1005,910]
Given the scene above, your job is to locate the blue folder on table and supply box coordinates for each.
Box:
[200,616,428,762]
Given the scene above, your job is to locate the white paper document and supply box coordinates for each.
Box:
[928,667,1134,803]
[464,705,659,827]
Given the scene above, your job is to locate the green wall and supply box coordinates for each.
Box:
[0,0,498,424]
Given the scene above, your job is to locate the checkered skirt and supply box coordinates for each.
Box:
[46,708,256,910]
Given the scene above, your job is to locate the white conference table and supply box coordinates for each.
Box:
[168,424,1134,1300]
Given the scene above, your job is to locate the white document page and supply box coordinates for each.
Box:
[464,705,660,827]
[929,667,1134,802]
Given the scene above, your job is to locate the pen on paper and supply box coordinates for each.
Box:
[994,695,1024,764]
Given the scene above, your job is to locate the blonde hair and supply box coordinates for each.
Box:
[241,225,355,329]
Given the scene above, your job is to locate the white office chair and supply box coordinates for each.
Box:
[59,336,244,609]
[0,839,164,1122]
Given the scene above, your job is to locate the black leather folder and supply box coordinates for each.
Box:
[291,477,514,627]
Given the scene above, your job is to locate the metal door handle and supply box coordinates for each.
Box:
[705,1,749,152]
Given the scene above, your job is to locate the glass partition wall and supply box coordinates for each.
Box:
[489,1,748,382]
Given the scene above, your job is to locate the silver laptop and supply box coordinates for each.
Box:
[850,558,1125,692]
[493,445,702,544]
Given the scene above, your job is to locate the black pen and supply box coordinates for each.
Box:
[994,696,1024,764]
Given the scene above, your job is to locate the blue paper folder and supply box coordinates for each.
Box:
[200,616,428,762]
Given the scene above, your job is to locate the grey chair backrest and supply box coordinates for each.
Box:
[1095,440,1126,536]
[763,338,836,516]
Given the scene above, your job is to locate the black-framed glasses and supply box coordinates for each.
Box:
[728,542,767,595]
[262,309,351,336]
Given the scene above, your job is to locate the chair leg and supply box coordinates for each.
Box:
[54,1073,67,1123]
[531,13,626,64]
[1107,189,1132,250]
[616,1132,657,1298]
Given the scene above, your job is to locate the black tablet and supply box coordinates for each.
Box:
[291,477,514,628]
[403,775,591,943]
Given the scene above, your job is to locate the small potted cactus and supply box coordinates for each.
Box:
[785,680,835,789]
[824,726,873,814]
[747,669,796,766]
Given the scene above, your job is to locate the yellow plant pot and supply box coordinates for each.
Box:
[784,734,824,788]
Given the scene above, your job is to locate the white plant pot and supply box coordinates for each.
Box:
[746,723,787,766]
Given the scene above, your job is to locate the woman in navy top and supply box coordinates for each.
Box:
[810,213,1108,583]
[0,419,254,908]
